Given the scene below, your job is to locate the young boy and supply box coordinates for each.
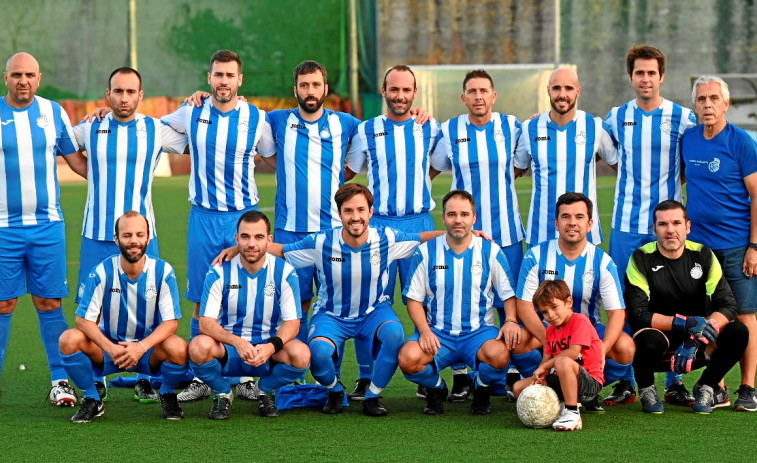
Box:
[514,279,604,431]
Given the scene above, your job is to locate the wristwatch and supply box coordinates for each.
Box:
[749,243,757,250]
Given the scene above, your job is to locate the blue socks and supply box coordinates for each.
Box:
[62,351,98,399]
[189,359,231,394]
[310,340,343,391]
[258,363,307,393]
[476,362,506,387]
[37,308,68,381]
[159,361,189,394]
[511,350,542,378]
[355,335,375,380]
[0,313,12,379]
[365,322,404,399]
[296,315,309,343]
[405,364,443,389]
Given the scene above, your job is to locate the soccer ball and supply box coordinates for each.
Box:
[516,384,561,428]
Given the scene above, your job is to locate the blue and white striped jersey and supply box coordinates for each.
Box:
[161,99,275,211]
[0,96,77,227]
[268,108,360,232]
[346,115,439,217]
[431,113,524,247]
[517,239,624,325]
[77,255,181,342]
[200,253,301,344]
[283,227,421,319]
[605,99,695,235]
[73,113,187,241]
[514,111,617,246]
[404,235,515,336]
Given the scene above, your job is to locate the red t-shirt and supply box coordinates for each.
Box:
[545,312,604,384]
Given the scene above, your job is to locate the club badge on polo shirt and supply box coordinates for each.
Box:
[690,263,703,280]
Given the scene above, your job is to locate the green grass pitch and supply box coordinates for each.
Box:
[1,173,755,462]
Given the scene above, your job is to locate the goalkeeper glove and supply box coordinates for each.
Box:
[672,315,718,344]
[671,336,702,374]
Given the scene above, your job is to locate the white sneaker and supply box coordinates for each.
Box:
[552,408,583,431]
[177,379,211,403]
[48,380,77,407]
[236,379,261,401]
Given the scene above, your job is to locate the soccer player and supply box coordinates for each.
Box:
[72,66,187,403]
[430,69,532,400]
[626,200,748,414]
[515,193,636,411]
[514,279,605,431]
[681,75,757,411]
[59,211,188,422]
[513,67,617,246]
[161,50,275,402]
[188,211,309,419]
[0,52,87,405]
[345,64,440,400]
[398,190,527,415]
[605,45,696,404]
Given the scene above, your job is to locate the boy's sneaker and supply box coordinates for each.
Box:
[552,408,582,431]
[95,381,108,402]
[258,391,280,417]
[236,380,261,401]
[159,393,184,420]
[712,385,731,409]
[664,382,694,406]
[469,385,493,415]
[449,373,472,403]
[71,398,104,423]
[348,378,371,402]
[323,389,345,415]
[504,372,520,403]
[49,380,77,407]
[362,396,388,417]
[639,385,664,414]
[734,384,757,412]
[423,384,448,415]
[692,382,714,414]
[208,392,233,420]
[603,380,637,405]
[178,379,211,402]
[134,378,159,404]
[581,395,605,413]
[416,384,428,399]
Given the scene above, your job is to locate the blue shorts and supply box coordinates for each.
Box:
[408,325,500,371]
[76,236,160,303]
[609,229,656,288]
[186,205,256,302]
[0,221,68,300]
[308,303,402,359]
[712,245,757,314]
[95,346,156,377]
[371,212,435,302]
[495,241,524,308]
[221,343,271,377]
[275,229,315,301]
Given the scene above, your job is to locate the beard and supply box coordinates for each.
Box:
[119,242,147,264]
[212,85,236,103]
[385,96,411,117]
[298,94,325,114]
[550,97,576,115]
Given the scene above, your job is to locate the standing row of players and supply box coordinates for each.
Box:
[0,43,755,423]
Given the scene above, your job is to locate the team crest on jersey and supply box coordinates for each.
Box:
[574,131,586,145]
[264,282,276,296]
[320,128,331,139]
[370,251,381,265]
[708,158,721,173]
[659,119,672,134]
[690,263,703,280]
[494,129,505,143]
[583,268,594,284]
[413,123,423,135]
[145,286,158,300]
[36,114,49,128]
[136,126,147,139]
[238,118,249,132]
[471,261,483,276]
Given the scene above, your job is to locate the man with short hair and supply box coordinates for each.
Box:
[189,211,309,419]
[345,64,440,400]
[59,211,188,422]
[514,67,617,246]
[398,189,526,415]
[161,49,275,402]
[73,66,187,403]
[515,192,636,411]
[681,75,757,411]
[605,45,697,405]
[626,200,748,414]
[0,52,87,405]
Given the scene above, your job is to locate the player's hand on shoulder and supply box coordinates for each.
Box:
[185,91,210,106]
[82,107,111,122]
[212,245,239,266]
[410,107,432,125]
[471,229,494,242]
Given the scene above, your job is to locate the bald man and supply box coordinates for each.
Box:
[0,52,87,406]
